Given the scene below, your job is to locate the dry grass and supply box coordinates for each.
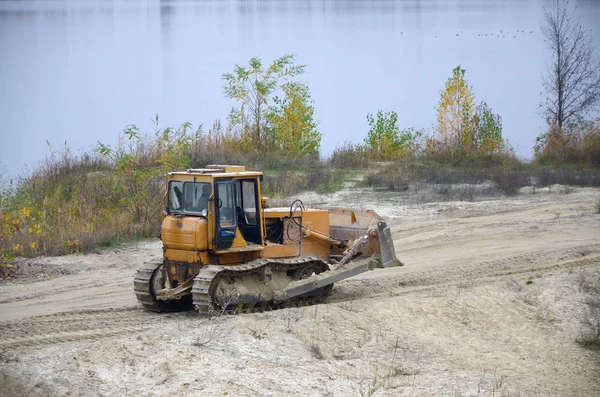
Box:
[361,162,600,201]
[535,118,600,167]
[193,318,225,347]
[577,270,600,349]
[356,367,384,397]
[2,116,599,271]
[309,342,324,360]
[261,167,347,197]
[0,124,347,264]
[329,142,369,169]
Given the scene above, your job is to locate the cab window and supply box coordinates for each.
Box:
[239,180,257,225]
[183,182,212,213]
[168,181,183,212]
[217,182,235,226]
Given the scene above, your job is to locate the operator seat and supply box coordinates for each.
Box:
[197,184,211,212]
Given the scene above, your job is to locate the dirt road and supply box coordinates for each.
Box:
[1,186,599,396]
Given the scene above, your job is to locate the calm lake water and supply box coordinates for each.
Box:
[1,0,600,177]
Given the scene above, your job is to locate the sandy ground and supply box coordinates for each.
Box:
[0,185,599,396]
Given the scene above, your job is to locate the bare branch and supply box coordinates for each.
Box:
[541,0,600,129]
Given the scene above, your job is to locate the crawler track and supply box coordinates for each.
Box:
[192,256,332,315]
[133,261,192,312]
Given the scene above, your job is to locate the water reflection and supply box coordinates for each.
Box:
[1,0,599,177]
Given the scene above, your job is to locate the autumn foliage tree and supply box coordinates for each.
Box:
[266,82,321,157]
[436,66,475,148]
[432,66,503,162]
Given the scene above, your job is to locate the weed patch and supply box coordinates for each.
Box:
[0,122,349,266]
[361,162,600,201]
[577,270,600,349]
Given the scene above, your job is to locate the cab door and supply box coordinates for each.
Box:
[214,180,237,250]
[236,178,262,244]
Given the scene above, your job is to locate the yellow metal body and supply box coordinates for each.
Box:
[133,164,403,314]
[160,165,339,286]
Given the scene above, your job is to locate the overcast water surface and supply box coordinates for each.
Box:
[1,0,600,177]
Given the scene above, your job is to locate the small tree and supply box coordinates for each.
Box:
[364,110,420,160]
[541,0,600,130]
[471,102,503,157]
[436,66,475,151]
[222,55,306,151]
[266,83,321,157]
[432,67,504,162]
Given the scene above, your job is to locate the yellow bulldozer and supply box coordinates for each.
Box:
[134,165,403,314]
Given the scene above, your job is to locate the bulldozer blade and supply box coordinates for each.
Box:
[328,208,403,268]
[273,259,376,303]
[377,220,404,268]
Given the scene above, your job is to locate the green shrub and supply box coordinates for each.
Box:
[364,111,421,161]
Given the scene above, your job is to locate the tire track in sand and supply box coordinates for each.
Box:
[0,307,152,349]
[330,245,600,303]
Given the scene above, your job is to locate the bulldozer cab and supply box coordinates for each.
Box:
[164,165,264,253]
